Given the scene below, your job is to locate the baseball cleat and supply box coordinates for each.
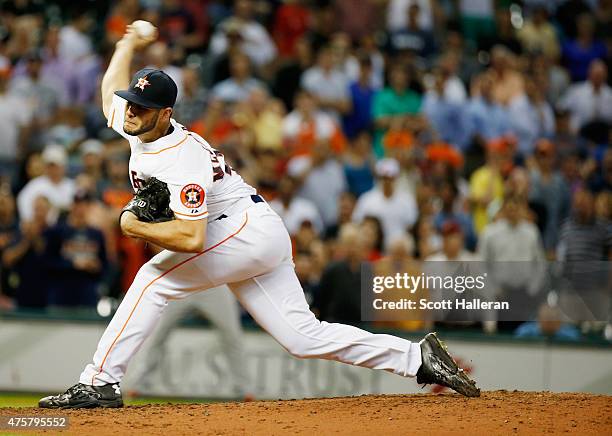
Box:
[416,332,480,397]
[39,382,124,409]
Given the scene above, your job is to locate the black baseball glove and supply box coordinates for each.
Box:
[120,177,174,223]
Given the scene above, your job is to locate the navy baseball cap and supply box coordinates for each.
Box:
[115,68,178,109]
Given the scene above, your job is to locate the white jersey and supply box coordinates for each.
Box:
[107,94,256,221]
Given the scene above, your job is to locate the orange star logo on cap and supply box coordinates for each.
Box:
[134,77,150,91]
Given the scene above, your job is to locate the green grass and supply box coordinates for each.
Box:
[0,392,220,408]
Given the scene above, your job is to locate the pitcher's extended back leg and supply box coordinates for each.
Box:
[229,263,422,377]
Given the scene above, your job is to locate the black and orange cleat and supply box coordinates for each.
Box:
[39,383,124,409]
[416,332,480,397]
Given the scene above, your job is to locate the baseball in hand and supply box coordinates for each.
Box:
[132,20,156,38]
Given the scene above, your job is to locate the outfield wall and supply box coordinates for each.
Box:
[0,319,611,398]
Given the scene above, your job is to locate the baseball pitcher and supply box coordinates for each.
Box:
[40,22,479,409]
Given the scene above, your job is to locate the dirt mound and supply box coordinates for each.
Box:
[2,391,611,435]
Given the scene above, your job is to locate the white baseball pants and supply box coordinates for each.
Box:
[80,202,422,386]
[127,285,251,396]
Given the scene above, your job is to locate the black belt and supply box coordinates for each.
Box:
[215,195,264,221]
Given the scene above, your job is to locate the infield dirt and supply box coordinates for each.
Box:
[2,391,611,435]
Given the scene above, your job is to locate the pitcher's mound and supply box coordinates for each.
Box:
[3,391,611,435]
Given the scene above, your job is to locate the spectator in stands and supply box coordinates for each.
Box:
[422,66,469,149]
[587,149,612,193]
[557,188,612,262]
[24,26,71,106]
[79,139,105,197]
[210,18,247,84]
[335,0,382,42]
[2,195,53,308]
[4,15,41,64]
[478,7,522,55]
[372,62,423,157]
[529,139,571,253]
[478,194,547,324]
[387,3,436,60]
[469,139,508,233]
[459,0,496,47]
[352,158,418,249]
[427,221,478,261]
[293,141,347,229]
[234,87,285,152]
[325,191,356,240]
[514,303,581,341]
[507,78,556,156]
[516,6,560,60]
[209,0,277,69]
[270,176,324,236]
[0,188,18,308]
[427,52,468,103]
[272,0,310,59]
[386,0,438,34]
[360,216,385,261]
[44,191,107,307]
[433,180,477,251]
[561,13,607,82]
[343,130,375,197]
[0,64,31,184]
[342,54,376,140]
[282,90,342,157]
[305,3,336,52]
[487,45,525,106]
[17,145,75,222]
[58,8,94,64]
[346,34,386,90]
[373,233,428,330]
[558,60,612,140]
[465,72,511,146]
[173,66,208,127]
[316,223,365,323]
[9,51,62,126]
[105,0,141,45]
[295,248,319,307]
[272,37,313,111]
[505,166,547,233]
[146,42,184,100]
[211,52,265,104]
[300,45,351,119]
[530,53,571,107]
[156,0,203,55]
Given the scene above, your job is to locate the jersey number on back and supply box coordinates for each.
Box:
[209,150,232,182]
[188,132,233,182]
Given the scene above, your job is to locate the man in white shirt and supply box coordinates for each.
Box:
[208,1,277,68]
[270,176,324,235]
[17,145,75,221]
[559,60,612,134]
[0,66,31,180]
[478,195,547,299]
[291,142,348,229]
[211,52,266,104]
[58,10,93,64]
[300,46,351,120]
[507,78,555,155]
[352,158,418,249]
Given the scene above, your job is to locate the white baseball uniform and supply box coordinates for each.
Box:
[79,95,422,387]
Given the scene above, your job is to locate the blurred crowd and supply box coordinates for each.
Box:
[0,0,610,337]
